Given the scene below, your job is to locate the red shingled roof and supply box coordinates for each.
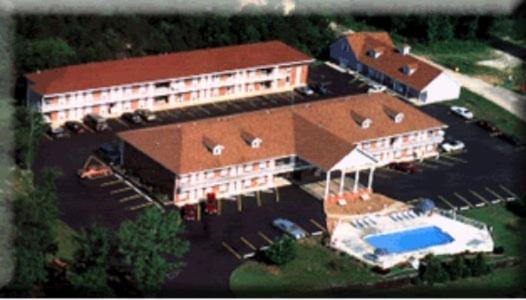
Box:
[118,93,445,174]
[346,32,443,91]
[25,41,313,95]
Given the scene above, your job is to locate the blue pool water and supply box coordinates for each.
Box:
[365,226,454,254]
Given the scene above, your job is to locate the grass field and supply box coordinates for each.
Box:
[441,88,526,140]
[229,239,380,297]
[462,203,525,258]
[54,220,79,262]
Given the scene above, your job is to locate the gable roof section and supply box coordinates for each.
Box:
[25,40,313,95]
[345,32,442,91]
[118,93,445,174]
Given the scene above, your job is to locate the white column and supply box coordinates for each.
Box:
[324,171,331,199]
[339,170,345,195]
[367,167,375,191]
[353,170,360,192]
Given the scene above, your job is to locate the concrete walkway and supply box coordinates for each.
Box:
[414,54,526,122]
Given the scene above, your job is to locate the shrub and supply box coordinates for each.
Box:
[371,266,391,275]
[264,235,296,266]
[446,255,470,281]
[418,255,449,285]
[468,253,492,277]
[493,246,505,255]
[505,198,526,218]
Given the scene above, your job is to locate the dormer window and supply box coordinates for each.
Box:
[350,110,372,129]
[384,106,405,124]
[367,47,384,59]
[241,131,262,149]
[402,63,417,76]
[203,136,224,156]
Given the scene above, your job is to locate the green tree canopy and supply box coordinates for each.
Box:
[264,235,297,265]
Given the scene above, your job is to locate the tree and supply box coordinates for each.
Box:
[419,255,449,285]
[425,16,441,44]
[15,37,77,72]
[69,224,114,297]
[264,235,297,265]
[14,107,47,169]
[469,253,492,277]
[117,207,188,296]
[447,255,470,281]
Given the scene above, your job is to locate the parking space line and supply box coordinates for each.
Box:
[453,192,475,208]
[432,159,455,167]
[247,100,259,108]
[417,161,439,169]
[407,198,420,204]
[119,194,142,203]
[185,110,197,117]
[230,102,243,110]
[197,106,211,115]
[310,219,327,232]
[485,187,504,204]
[441,155,468,164]
[437,195,457,210]
[240,237,257,251]
[222,242,242,260]
[258,231,273,245]
[44,133,53,141]
[499,185,519,199]
[115,118,129,127]
[100,179,122,187]
[81,124,94,133]
[110,186,133,194]
[212,103,227,112]
[469,190,491,206]
[128,201,154,211]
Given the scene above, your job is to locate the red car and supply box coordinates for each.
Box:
[204,193,218,215]
[388,162,417,174]
[183,204,196,221]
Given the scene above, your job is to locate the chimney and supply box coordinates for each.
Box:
[350,110,372,129]
[398,43,411,55]
[384,106,404,124]
[203,136,224,156]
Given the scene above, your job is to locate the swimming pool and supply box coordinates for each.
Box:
[365,226,454,254]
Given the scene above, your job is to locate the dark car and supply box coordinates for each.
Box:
[135,109,157,122]
[388,162,417,174]
[64,121,86,134]
[314,83,330,95]
[122,112,143,124]
[98,143,120,165]
[499,133,525,148]
[83,113,110,132]
[47,126,71,139]
[183,204,196,221]
[476,120,501,135]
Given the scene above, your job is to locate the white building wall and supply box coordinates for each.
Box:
[420,72,461,103]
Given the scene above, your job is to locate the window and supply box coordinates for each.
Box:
[259,161,266,169]
[244,164,253,172]
[219,184,227,192]
[220,169,228,176]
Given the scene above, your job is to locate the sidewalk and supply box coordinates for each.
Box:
[414,54,526,122]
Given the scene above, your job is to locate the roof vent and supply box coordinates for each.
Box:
[241,131,262,149]
[367,47,384,59]
[350,110,372,129]
[203,136,224,156]
[384,106,405,123]
[398,43,411,55]
[402,63,417,76]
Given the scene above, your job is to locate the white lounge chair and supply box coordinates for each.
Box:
[409,211,418,218]
[389,214,398,222]
[362,219,372,227]
[350,221,358,228]
[367,217,377,225]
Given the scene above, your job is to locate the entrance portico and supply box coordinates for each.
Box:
[323,148,378,200]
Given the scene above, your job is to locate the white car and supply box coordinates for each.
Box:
[295,86,314,96]
[367,84,386,93]
[441,140,465,153]
[450,106,474,120]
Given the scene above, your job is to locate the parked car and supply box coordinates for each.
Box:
[450,106,474,120]
[295,86,314,96]
[204,193,218,215]
[47,126,70,139]
[313,83,330,95]
[272,218,307,239]
[367,83,386,93]
[121,112,143,124]
[83,113,110,132]
[98,143,120,165]
[388,162,417,174]
[183,204,196,221]
[498,133,525,148]
[441,139,465,153]
[64,121,86,134]
[476,119,501,135]
[135,109,157,122]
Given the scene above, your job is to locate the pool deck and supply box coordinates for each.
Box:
[330,209,494,269]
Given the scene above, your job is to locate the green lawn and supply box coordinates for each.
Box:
[229,239,380,297]
[441,88,526,140]
[462,203,525,258]
[54,220,78,261]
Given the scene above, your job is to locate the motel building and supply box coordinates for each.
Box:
[330,31,461,104]
[117,93,447,207]
[24,41,313,127]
